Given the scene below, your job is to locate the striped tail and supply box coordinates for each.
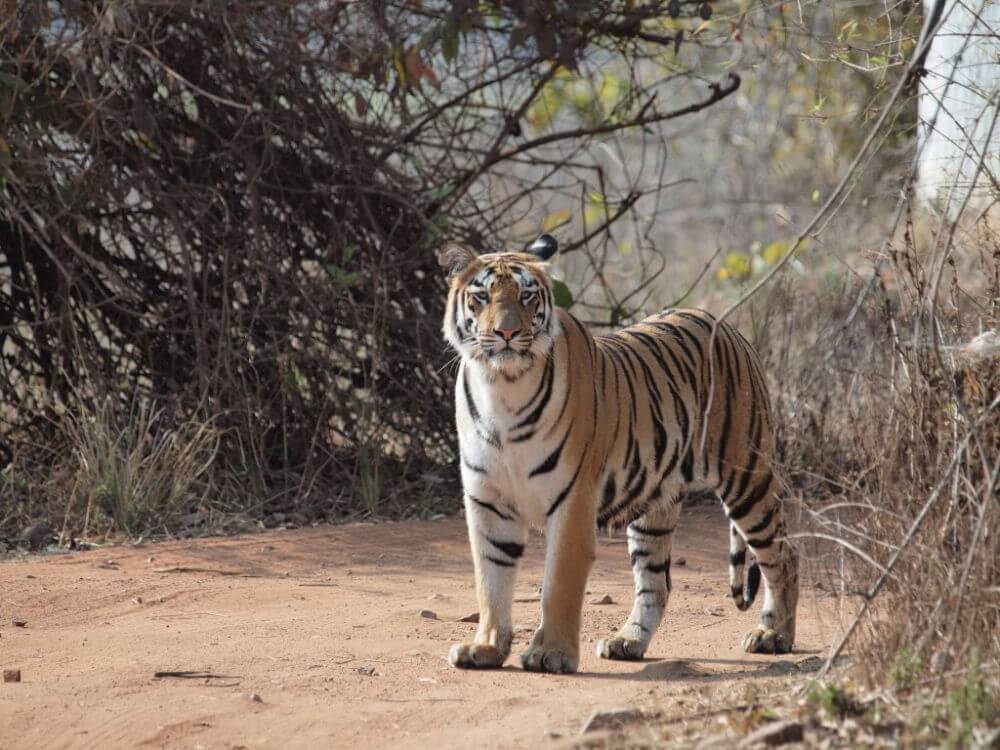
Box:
[729,522,761,611]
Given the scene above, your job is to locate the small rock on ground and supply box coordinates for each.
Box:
[588,594,614,605]
[738,720,804,747]
[459,612,479,623]
[3,669,21,683]
[11,618,26,627]
[418,609,437,620]
[247,692,263,703]
[675,557,686,566]
[581,707,645,733]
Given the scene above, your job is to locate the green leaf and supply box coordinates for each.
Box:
[550,279,573,309]
[441,21,459,63]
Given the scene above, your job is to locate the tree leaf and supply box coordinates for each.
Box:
[353,93,368,117]
[441,20,459,63]
[550,279,573,309]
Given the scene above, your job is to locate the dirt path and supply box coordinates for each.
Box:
[0,506,841,749]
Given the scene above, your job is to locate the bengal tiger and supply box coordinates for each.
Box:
[439,235,799,674]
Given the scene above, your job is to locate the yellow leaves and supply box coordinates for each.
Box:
[525,82,564,130]
[715,252,751,282]
[760,240,786,266]
[526,71,629,133]
[715,238,812,283]
[541,208,572,232]
[583,192,609,229]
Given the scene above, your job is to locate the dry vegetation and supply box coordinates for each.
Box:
[1,1,998,745]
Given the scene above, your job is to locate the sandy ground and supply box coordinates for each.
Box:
[0,506,842,749]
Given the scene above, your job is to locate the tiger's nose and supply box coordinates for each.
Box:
[495,325,522,341]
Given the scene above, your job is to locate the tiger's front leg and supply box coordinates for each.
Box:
[520,492,595,674]
[449,494,527,670]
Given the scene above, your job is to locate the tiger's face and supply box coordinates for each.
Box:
[439,236,560,379]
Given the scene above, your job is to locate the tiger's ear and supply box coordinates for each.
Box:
[436,244,478,278]
[528,233,558,261]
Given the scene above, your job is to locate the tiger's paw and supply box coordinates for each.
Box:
[596,636,646,661]
[742,627,792,655]
[520,644,578,674]
[449,642,507,669]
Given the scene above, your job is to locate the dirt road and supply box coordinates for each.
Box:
[0,506,839,749]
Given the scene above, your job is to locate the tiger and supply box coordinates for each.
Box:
[438,234,799,674]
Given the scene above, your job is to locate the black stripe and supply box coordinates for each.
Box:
[485,536,525,559]
[547,456,584,517]
[629,525,674,537]
[600,474,617,511]
[462,366,480,423]
[675,310,713,332]
[469,496,514,522]
[729,548,746,567]
[746,507,775,535]
[512,356,554,431]
[529,424,571,478]
[645,561,669,574]
[516,356,553,416]
[680,448,694,483]
[462,456,487,474]
[727,473,773,521]
[484,555,515,568]
[629,549,650,566]
[747,534,775,549]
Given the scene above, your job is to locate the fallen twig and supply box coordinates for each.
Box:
[152,566,257,577]
[154,671,241,680]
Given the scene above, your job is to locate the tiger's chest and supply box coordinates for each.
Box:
[455,362,577,528]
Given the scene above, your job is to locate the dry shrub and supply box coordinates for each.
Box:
[61,393,219,537]
[0,1,740,539]
[765,209,999,689]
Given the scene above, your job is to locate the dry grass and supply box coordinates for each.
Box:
[60,393,220,539]
[752,207,1000,723]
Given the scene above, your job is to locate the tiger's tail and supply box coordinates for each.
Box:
[728,522,760,611]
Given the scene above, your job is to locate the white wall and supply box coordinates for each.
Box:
[917,0,1000,217]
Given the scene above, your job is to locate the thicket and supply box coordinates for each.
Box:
[0,1,744,536]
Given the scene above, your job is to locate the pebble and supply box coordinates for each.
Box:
[2,669,21,683]
[418,609,437,620]
[459,612,479,623]
[11,618,26,628]
[588,594,614,605]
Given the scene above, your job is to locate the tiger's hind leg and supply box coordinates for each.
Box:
[597,496,681,661]
[722,473,799,655]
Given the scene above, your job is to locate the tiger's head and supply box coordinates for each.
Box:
[439,234,560,378]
